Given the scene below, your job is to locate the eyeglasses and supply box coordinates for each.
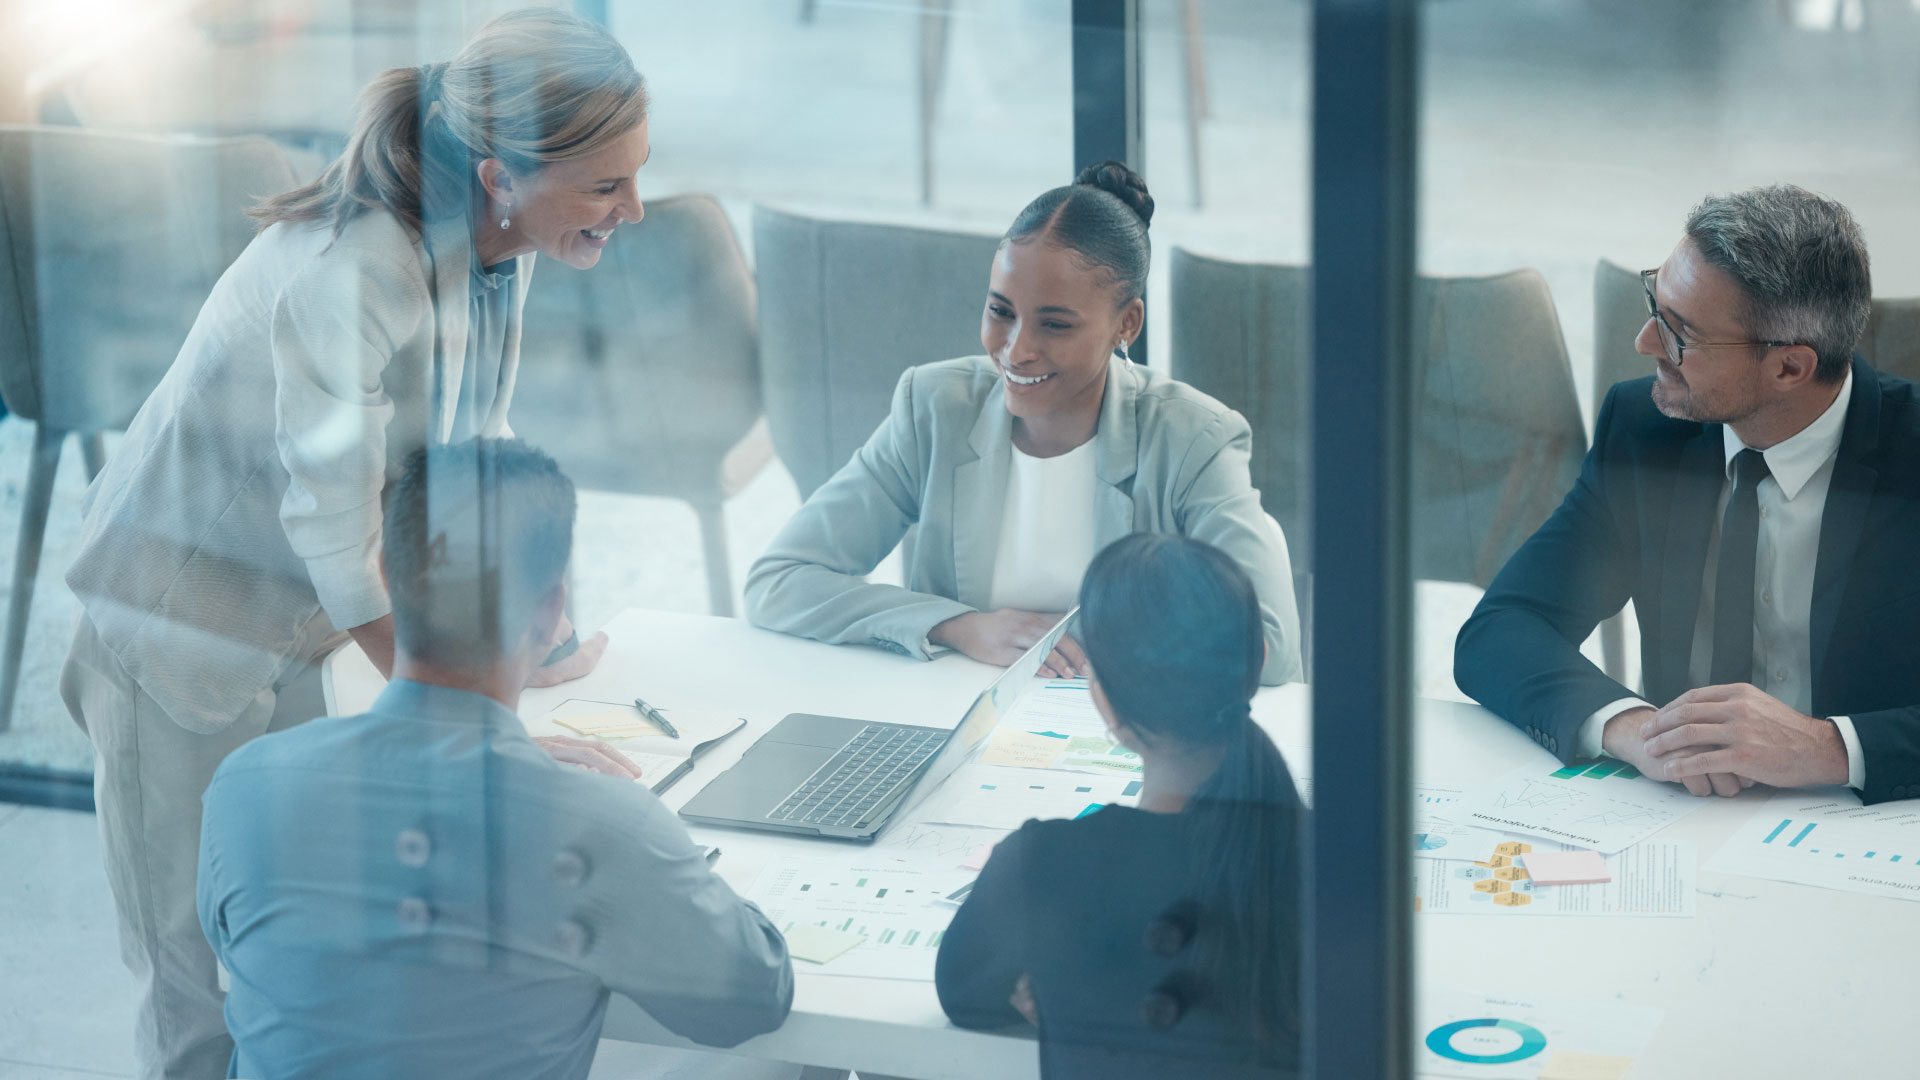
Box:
[1640,269,1791,367]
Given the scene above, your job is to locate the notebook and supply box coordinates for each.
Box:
[545,698,748,794]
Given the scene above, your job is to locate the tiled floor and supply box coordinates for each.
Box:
[0,807,135,1079]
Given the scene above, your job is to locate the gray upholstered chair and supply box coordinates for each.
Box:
[1593,257,1920,682]
[753,205,1001,499]
[1169,249,1589,674]
[0,125,301,730]
[1858,296,1920,379]
[1592,258,1649,683]
[512,194,767,617]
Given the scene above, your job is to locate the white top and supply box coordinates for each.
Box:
[1581,370,1866,787]
[985,440,1099,613]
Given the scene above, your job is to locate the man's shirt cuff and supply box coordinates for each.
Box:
[1829,715,1867,790]
[1579,697,1653,759]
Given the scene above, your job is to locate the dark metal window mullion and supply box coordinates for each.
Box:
[1307,0,1418,1078]
[1070,0,1147,366]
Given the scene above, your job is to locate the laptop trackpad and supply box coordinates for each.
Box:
[767,713,868,749]
[684,740,834,820]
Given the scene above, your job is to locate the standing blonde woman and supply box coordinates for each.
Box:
[60,10,651,1077]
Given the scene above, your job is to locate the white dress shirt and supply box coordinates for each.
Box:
[986,440,1100,613]
[1578,369,1867,789]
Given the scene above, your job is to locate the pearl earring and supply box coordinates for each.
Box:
[499,215,511,230]
[1116,340,1131,362]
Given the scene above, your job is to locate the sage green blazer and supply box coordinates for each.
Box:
[744,355,1303,684]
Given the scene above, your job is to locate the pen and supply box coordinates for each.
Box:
[634,696,680,739]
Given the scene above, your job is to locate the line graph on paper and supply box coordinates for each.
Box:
[1570,806,1666,828]
[1462,766,1712,854]
[870,821,1010,863]
[1485,781,1584,813]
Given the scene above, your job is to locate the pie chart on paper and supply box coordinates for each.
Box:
[1424,1017,1549,1065]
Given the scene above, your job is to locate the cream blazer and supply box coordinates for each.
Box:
[66,210,532,733]
[744,356,1304,684]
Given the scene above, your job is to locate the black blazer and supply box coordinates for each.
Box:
[1455,357,1920,805]
[935,805,1300,1079]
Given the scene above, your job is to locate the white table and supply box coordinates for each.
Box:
[326,609,1916,1078]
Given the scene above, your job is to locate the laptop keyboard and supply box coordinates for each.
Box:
[768,725,946,829]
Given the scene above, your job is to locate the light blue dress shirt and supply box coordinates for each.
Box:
[198,680,792,1079]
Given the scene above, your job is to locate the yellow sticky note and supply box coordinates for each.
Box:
[784,923,865,965]
[979,728,1067,769]
[1536,1050,1634,1080]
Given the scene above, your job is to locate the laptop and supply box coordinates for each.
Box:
[678,610,1076,841]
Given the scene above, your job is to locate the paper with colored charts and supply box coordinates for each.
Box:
[1415,838,1695,917]
[1459,760,1710,854]
[1418,990,1662,1079]
[744,856,968,981]
[1705,788,1920,903]
[996,679,1110,740]
[911,764,1141,830]
[978,724,1144,776]
[1413,784,1509,862]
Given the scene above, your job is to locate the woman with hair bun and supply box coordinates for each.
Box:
[937,532,1304,1077]
[60,10,650,1074]
[747,161,1302,684]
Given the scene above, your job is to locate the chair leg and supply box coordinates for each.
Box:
[692,499,735,618]
[1,425,66,732]
[80,431,107,480]
[1599,611,1628,685]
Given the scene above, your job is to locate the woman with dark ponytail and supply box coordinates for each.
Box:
[937,532,1304,1078]
[60,11,650,1074]
[746,162,1301,686]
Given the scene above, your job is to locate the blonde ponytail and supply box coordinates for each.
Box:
[251,8,647,236]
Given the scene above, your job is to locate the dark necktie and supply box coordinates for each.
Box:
[1711,448,1771,686]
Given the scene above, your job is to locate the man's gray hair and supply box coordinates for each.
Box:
[1685,184,1871,383]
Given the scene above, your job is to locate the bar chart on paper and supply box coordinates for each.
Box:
[1707,791,1920,903]
[745,857,968,980]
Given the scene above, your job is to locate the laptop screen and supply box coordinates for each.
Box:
[898,607,1078,816]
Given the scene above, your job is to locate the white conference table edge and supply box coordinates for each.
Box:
[321,608,1916,1079]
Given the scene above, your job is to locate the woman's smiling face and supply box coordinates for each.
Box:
[979,237,1143,424]
[484,119,651,269]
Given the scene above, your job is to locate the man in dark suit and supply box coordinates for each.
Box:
[1456,184,1920,806]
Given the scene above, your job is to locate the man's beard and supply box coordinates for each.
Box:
[1652,374,1754,426]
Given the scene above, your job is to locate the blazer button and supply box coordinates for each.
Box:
[397,898,430,935]
[395,829,430,868]
[558,919,593,958]
[552,849,589,888]
[1894,785,1909,800]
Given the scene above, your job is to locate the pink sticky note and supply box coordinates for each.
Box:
[962,844,996,871]
[1520,849,1611,885]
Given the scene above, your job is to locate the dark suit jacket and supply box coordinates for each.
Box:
[1456,357,1920,805]
[936,805,1300,1079]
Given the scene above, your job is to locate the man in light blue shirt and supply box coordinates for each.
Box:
[197,439,793,1079]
